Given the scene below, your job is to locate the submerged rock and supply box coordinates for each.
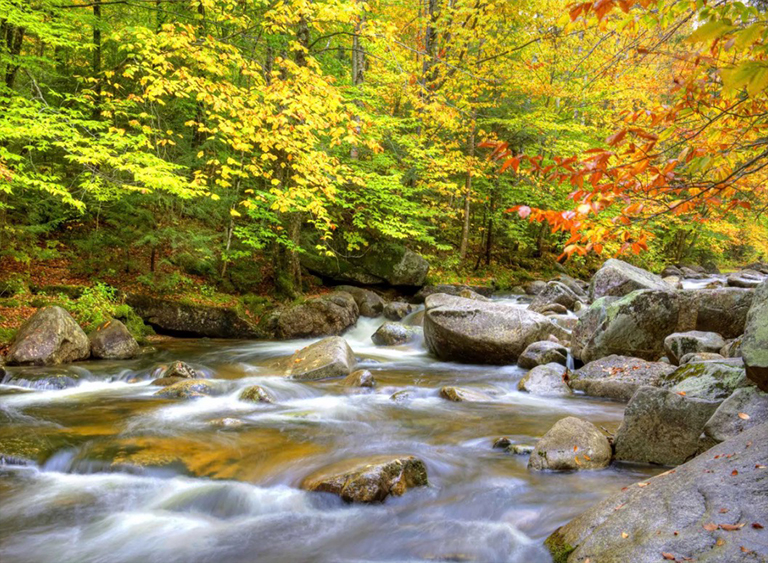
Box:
[439,386,491,402]
[89,319,139,360]
[569,355,675,402]
[589,259,670,301]
[423,294,566,365]
[285,336,356,381]
[301,455,428,503]
[272,293,359,340]
[239,385,274,403]
[517,363,571,396]
[335,286,385,317]
[154,379,215,399]
[663,330,726,365]
[742,279,768,392]
[528,417,612,471]
[371,322,419,346]
[517,341,569,370]
[6,306,90,366]
[545,422,768,563]
[343,369,376,388]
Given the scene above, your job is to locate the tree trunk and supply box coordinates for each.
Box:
[485,178,497,266]
[4,24,24,89]
[350,1,366,160]
[92,0,102,118]
[459,121,475,259]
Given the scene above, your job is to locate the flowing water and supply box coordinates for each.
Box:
[0,307,663,563]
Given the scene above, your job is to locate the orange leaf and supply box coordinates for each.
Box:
[720,523,745,531]
[738,412,750,420]
[662,553,676,561]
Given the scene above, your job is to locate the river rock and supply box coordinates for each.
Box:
[728,269,766,288]
[413,284,494,303]
[126,294,258,338]
[663,330,726,365]
[517,341,569,369]
[569,355,676,402]
[589,259,670,301]
[613,386,720,466]
[544,421,768,563]
[239,385,274,403]
[529,281,583,313]
[540,304,569,316]
[679,352,725,365]
[523,280,547,295]
[661,265,684,277]
[335,286,385,317]
[517,363,572,396]
[439,386,491,402]
[679,287,753,339]
[5,306,90,366]
[88,319,139,360]
[301,455,428,503]
[285,336,356,380]
[154,379,215,399]
[506,444,535,455]
[1,370,80,390]
[573,290,679,363]
[383,301,414,321]
[156,360,198,380]
[555,274,588,297]
[661,360,750,401]
[423,294,566,364]
[742,279,768,392]
[272,292,359,339]
[343,369,375,388]
[528,417,612,471]
[371,322,418,346]
[700,387,768,448]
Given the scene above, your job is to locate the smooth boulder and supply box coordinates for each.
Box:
[517,341,569,370]
[742,279,768,391]
[89,319,139,360]
[663,330,726,365]
[273,293,359,339]
[5,306,90,366]
[371,322,419,346]
[589,259,669,300]
[727,269,766,288]
[569,355,676,402]
[423,294,565,364]
[285,336,356,381]
[517,363,572,396]
[528,417,612,471]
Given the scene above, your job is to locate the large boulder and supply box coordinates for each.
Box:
[126,294,258,338]
[529,281,583,313]
[569,355,676,402]
[423,294,566,364]
[545,422,768,563]
[272,293,359,339]
[5,307,90,366]
[335,286,385,317]
[661,360,750,401]
[613,386,720,466]
[589,259,670,301]
[517,363,572,396]
[301,455,428,503]
[573,290,680,363]
[678,287,754,339]
[371,322,419,346]
[88,319,139,360]
[742,279,768,391]
[528,417,612,471]
[517,341,569,370]
[285,336,356,381]
[700,387,768,448]
[663,330,726,365]
[301,243,429,287]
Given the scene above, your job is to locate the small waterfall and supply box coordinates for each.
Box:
[566,349,575,372]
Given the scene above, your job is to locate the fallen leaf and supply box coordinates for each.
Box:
[753,522,764,529]
[741,546,753,553]
[637,482,649,487]
[573,445,578,452]
[731,470,739,476]
[662,553,676,561]
[720,508,729,514]
[756,464,766,469]
[584,454,592,461]
[738,412,750,420]
[614,503,626,511]
[677,391,686,396]
[720,523,745,531]
[574,456,582,466]
[703,523,718,531]
[716,538,726,546]
[621,532,629,539]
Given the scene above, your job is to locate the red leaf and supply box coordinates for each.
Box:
[753,523,764,529]
[662,553,676,561]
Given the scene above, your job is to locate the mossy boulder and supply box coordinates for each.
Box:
[154,379,215,399]
[661,360,750,401]
[742,279,768,392]
[335,286,385,317]
[371,322,419,346]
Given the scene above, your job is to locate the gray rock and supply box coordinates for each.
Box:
[301,455,428,503]
[5,307,90,366]
[679,287,754,339]
[614,387,720,465]
[555,274,588,297]
[679,351,725,365]
[88,319,139,360]
[573,290,680,363]
[529,281,583,313]
[1,370,80,390]
[343,369,376,388]
[661,265,683,277]
[589,259,670,301]
[273,293,359,339]
[517,363,572,396]
[335,286,385,317]
[721,337,743,358]
[239,385,274,403]
[743,279,768,391]
[371,322,419,346]
[528,417,612,471]
[701,387,768,446]
[663,330,726,365]
[154,379,215,399]
[517,341,569,370]
[523,280,547,295]
[662,360,750,401]
[156,361,197,380]
[545,421,768,563]
[423,294,566,365]
[285,336,356,381]
[439,386,491,402]
[569,355,676,402]
[728,269,766,288]
[413,284,494,303]
[383,301,414,321]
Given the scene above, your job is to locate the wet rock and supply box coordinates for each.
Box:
[403,310,424,327]
[383,301,414,321]
[517,363,572,396]
[679,351,725,365]
[661,360,750,401]
[528,417,612,471]
[569,355,676,402]
[663,330,726,365]
[548,314,577,332]
[545,421,768,563]
[555,274,588,298]
[390,390,414,403]
[529,281,583,313]
[742,279,768,392]
[272,293,359,339]
[239,385,274,403]
[439,386,491,402]
[727,269,766,288]
[506,444,535,456]
[679,287,754,339]
[1,370,80,390]
[614,386,720,466]
[5,307,90,366]
[150,376,186,387]
[335,286,385,317]
[492,437,512,449]
[700,387,768,447]
[154,379,215,399]
[126,294,258,338]
[517,341,569,370]
[88,319,139,360]
[285,336,356,381]
[573,290,680,363]
[589,259,670,301]
[343,369,376,388]
[423,294,567,365]
[371,322,419,346]
[301,455,428,503]
[157,361,198,380]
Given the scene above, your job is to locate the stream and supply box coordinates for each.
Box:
[0,304,664,563]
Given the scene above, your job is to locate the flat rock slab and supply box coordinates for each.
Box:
[546,421,768,563]
[569,355,676,402]
[286,336,356,381]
